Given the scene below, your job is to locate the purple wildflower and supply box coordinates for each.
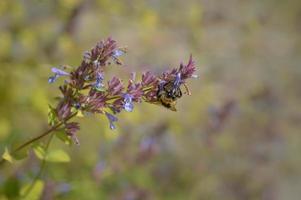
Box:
[105,112,118,130]
[47,37,196,143]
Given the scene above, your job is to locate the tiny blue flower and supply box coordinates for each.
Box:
[105,112,118,130]
[112,49,125,58]
[48,74,58,83]
[51,67,70,76]
[48,67,69,84]
[94,72,104,90]
[123,93,134,112]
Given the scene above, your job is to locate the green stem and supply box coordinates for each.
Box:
[0,112,77,165]
[22,131,55,198]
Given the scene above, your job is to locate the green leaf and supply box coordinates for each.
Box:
[45,149,70,163]
[2,147,14,163]
[33,145,70,163]
[55,131,72,145]
[33,145,46,160]
[13,148,28,160]
[21,180,44,200]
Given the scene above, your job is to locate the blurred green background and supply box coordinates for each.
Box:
[0,0,301,199]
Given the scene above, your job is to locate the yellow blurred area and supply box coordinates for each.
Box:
[0,119,11,140]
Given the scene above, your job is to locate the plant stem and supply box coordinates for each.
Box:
[105,86,154,101]
[22,131,55,198]
[0,112,77,165]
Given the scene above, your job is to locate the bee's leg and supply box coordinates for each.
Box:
[143,98,161,106]
[183,83,191,95]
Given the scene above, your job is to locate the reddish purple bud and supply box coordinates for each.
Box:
[65,122,80,145]
[179,55,196,79]
[127,80,143,101]
[107,77,124,95]
[142,71,158,86]
[57,103,71,120]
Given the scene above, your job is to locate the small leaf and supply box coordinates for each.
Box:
[2,148,14,163]
[45,149,70,163]
[21,180,44,200]
[55,131,72,145]
[76,110,84,117]
[13,148,28,160]
[33,145,46,160]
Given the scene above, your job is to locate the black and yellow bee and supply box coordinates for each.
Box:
[156,73,191,111]
[156,80,182,111]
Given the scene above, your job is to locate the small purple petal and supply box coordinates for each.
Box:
[123,94,134,112]
[124,102,134,112]
[51,68,70,76]
[112,49,124,57]
[174,73,181,87]
[94,72,104,89]
[105,112,118,130]
[48,75,57,83]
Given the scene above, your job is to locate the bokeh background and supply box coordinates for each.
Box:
[0,0,301,199]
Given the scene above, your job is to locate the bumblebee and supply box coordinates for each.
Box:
[156,79,183,111]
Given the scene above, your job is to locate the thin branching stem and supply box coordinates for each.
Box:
[0,112,78,165]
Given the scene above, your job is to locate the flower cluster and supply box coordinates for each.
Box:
[48,37,197,145]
